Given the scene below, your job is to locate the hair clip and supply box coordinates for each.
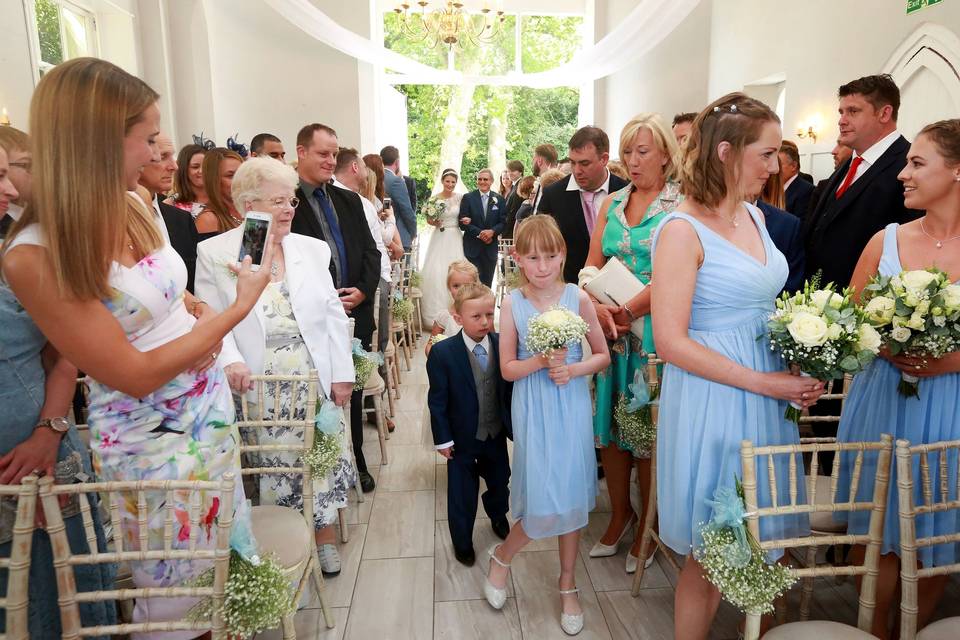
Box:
[713,104,739,114]
[226,134,249,158]
[191,132,216,150]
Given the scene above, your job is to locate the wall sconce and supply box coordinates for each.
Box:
[0,108,10,126]
[796,115,822,144]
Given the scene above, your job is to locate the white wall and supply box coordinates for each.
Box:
[707,0,960,178]
[594,0,713,151]
[0,2,36,129]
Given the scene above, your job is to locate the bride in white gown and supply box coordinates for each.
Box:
[419,168,465,325]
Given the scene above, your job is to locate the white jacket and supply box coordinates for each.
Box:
[195,227,355,396]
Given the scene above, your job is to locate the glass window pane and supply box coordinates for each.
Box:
[61,6,90,59]
[520,15,583,74]
[34,0,64,68]
[452,14,514,76]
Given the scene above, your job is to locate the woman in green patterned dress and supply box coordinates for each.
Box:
[581,114,681,574]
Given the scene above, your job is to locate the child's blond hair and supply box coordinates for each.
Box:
[513,215,566,287]
[453,282,495,313]
[446,259,480,288]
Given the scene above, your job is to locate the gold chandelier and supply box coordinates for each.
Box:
[393,1,506,49]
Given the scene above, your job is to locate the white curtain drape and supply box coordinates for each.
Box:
[263,0,701,88]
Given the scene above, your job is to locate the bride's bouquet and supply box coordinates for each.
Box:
[767,279,881,422]
[525,306,589,356]
[861,268,960,397]
[421,198,446,231]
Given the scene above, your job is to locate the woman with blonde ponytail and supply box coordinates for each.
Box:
[2,57,272,639]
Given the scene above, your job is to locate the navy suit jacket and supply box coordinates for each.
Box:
[459,190,506,259]
[757,200,805,294]
[384,168,417,249]
[784,177,815,221]
[426,331,512,452]
[803,135,920,287]
[156,198,199,293]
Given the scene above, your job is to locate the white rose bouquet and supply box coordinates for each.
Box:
[861,268,960,397]
[525,306,589,355]
[768,279,880,422]
[421,198,446,230]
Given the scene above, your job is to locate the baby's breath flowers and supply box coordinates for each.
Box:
[391,291,414,323]
[613,368,658,455]
[351,338,383,391]
[525,306,589,355]
[768,279,879,422]
[304,401,344,478]
[861,268,960,397]
[188,551,293,638]
[695,482,796,615]
[429,334,449,346]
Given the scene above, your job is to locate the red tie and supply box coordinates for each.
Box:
[835,156,864,199]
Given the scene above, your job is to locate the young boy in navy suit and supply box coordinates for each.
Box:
[427,283,512,566]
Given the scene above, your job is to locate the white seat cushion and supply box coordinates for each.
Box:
[918,617,960,640]
[764,621,874,639]
[808,475,847,533]
[363,369,385,393]
[250,504,311,570]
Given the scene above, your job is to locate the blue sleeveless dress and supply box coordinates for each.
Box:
[509,284,597,539]
[652,205,809,555]
[837,223,960,566]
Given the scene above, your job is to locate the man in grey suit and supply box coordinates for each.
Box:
[380,145,417,250]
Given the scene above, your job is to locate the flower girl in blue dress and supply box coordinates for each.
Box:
[651,94,824,639]
[838,119,960,639]
[487,215,610,635]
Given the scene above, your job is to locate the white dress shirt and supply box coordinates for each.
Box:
[435,331,492,451]
[565,170,612,234]
[848,129,901,185]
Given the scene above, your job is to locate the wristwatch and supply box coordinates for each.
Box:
[36,417,70,435]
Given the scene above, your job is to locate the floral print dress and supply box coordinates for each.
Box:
[83,244,249,640]
[593,181,681,456]
[248,282,351,527]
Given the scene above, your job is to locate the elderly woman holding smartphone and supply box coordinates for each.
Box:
[195,156,356,576]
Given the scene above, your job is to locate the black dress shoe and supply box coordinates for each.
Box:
[359,471,376,493]
[491,517,510,540]
[453,546,476,566]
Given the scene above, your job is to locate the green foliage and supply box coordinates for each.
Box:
[385,12,582,196]
[35,0,63,68]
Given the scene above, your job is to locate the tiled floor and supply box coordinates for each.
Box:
[256,343,959,640]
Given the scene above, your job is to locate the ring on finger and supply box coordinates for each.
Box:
[801,392,807,400]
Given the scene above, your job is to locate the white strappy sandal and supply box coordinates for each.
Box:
[559,586,584,635]
[484,545,510,610]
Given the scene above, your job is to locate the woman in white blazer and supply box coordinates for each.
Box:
[195,157,355,575]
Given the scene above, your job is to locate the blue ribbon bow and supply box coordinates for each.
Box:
[229,500,261,565]
[705,486,753,568]
[314,401,342,436]
[625,368,651,412]
[351,338,384,365]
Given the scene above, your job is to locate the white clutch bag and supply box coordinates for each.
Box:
[582,257,646,339]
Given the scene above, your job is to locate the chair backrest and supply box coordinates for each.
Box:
[38,474,234,639]
[896,438,960,640]
[797,374,852,436]
[740,434,894,635]
[235,371,320,532]
[0,476,39,640]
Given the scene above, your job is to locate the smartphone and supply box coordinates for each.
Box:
[383,196,392,209]
[237,212,272,271]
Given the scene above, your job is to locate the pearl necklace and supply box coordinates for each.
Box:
[919,218,960,250]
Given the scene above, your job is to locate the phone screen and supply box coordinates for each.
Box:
[238,216,270,266]
[383,197,392,209]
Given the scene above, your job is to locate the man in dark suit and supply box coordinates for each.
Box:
[380,145,417,250]
[138,132,199,292]
[427,284,511,565]
[536,126,629,284]
[778,142,816,221]
[293,123,382,493]
[803,74,920,289]
[502,159,525,239]
[808,140,854,220]
[757,200,805,294]
[402,173,417,216]
[803,74,921,455]
[459,168,507,286]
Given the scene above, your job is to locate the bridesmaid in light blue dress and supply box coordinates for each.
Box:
[486,215,610,636]
[650,94,821,639]
[836,119,960,639]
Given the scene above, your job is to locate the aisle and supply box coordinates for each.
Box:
[256,345,960,640]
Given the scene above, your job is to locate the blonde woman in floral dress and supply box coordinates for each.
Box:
[195,157,355,576]
[3,59,273,639]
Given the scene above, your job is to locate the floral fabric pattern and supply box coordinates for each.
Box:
[245,282,351,528]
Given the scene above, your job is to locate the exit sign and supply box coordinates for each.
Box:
[908,0,943,13]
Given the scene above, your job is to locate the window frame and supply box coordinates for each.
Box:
[24,0,99,84]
